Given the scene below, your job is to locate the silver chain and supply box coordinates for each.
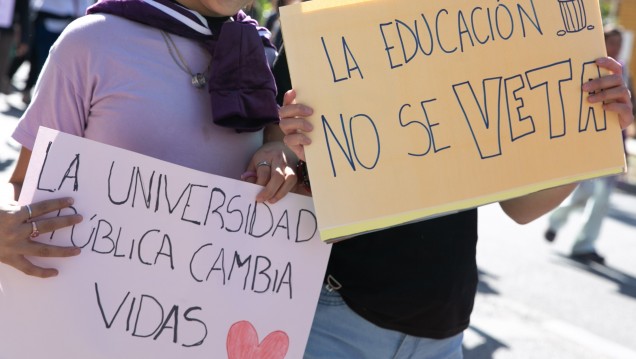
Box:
[159,30,210,89]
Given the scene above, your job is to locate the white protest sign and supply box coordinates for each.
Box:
[0,0,16,28]
[0,127,332,359]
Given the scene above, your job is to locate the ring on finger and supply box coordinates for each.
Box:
[25,204,33,220]
[30,221,40,238]
[257,160,271,168]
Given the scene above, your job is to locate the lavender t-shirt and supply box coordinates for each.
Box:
[13,14,264,179]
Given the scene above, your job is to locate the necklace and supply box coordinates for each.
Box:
[160,30,210,89]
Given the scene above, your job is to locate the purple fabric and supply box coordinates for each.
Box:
[87,0,278,131]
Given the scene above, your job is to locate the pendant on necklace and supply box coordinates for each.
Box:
[192,73,207,89]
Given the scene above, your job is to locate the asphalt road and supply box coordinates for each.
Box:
[469,193,636,358]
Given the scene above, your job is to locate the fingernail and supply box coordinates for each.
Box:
[241,171,257,181]
[66,198,74,205]
[302,106,313,116]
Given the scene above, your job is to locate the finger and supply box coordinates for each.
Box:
[279,103,314,120]
[582,74,624,94]
[283,134,310,161]
[22,241,81,258]
[602,102,635,129]
[283,89,297,106]
[255,163,272,187]
[21,204,33,221]
[27,214,83,237]
[595,57,624,75]
[588,86,630,104]
[256,165,286,203]
[10,256,61,278]
[283,131,312,146]
[256,176,283,203]
[28,198,75,219]
[279,117,313,135]
[267,168,298,204]
[241,171,258,184]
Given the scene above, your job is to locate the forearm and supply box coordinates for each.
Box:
[499,183,578,224]
[8,147,31,201]
[264,123,285,143]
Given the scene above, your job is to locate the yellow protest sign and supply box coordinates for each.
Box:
[280,0,626,242]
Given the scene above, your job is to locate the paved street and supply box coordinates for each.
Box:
[468,193,636,358]
[1,70,636,358]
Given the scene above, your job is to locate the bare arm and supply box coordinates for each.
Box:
[8,147,31,200]
[499,183,578,224]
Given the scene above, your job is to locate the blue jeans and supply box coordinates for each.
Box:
[304,287,464,359]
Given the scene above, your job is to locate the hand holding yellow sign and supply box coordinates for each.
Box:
[280,0,628,242]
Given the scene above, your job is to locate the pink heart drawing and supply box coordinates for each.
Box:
[226,320,290,359]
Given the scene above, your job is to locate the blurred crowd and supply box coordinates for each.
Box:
[1,0,93,104]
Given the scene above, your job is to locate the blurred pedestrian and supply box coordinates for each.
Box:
[543,24,631,265]
[0,0,30,94]
[544,178,615,264]
[18,0,94,104]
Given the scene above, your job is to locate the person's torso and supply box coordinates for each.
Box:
[17,14,263,179]
[327,209,479,338]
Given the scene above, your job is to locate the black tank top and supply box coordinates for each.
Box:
[326,209,479,339]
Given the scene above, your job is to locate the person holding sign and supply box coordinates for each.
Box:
[0,0,299,278]
[277,49,633,357]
